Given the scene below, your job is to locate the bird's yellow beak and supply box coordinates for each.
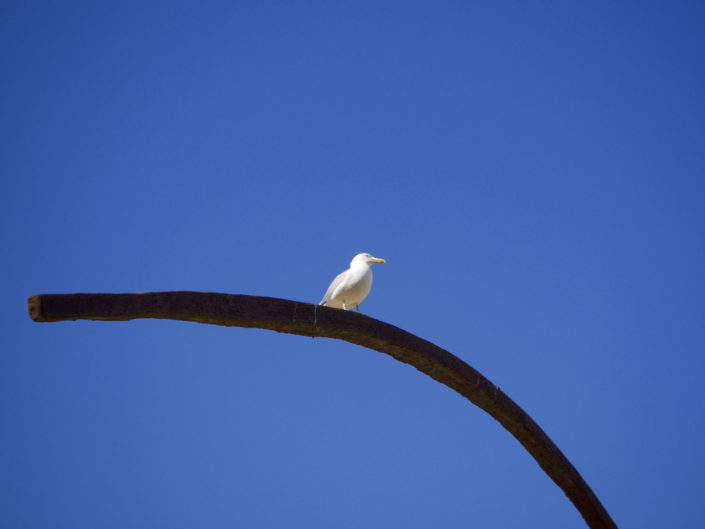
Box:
[373,258,386,264]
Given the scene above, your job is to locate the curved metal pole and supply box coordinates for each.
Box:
[27,291,617,529]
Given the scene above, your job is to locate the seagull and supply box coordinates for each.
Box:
[319,253,386,312]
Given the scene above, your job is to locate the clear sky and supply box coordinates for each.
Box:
[2,2,704,528]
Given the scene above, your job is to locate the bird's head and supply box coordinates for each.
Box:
[351,253,386,267]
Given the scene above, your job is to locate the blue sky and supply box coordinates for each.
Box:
[2,1,704,527]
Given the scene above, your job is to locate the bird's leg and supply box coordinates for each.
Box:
[342,301,347,310]
[355,305,359,312]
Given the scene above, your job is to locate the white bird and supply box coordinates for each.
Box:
[319,253,386,312]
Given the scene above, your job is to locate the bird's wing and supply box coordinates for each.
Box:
[320,270,348,305]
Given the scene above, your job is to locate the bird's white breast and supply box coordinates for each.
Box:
[331,265,373,307]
